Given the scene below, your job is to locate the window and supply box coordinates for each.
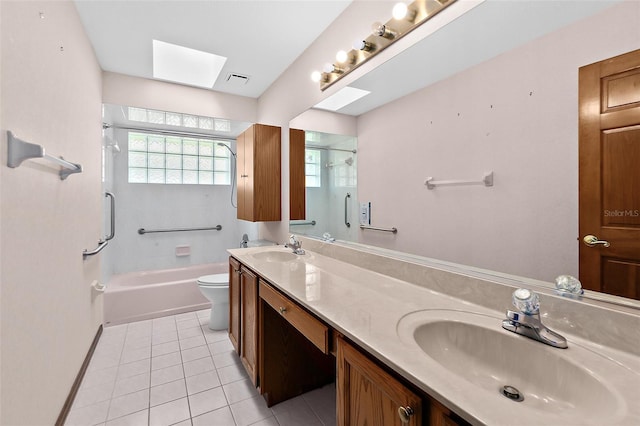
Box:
[127,107,230,133]
[128,132,231,185]
[305,148,321,188]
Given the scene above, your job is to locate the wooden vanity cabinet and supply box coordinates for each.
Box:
[240,266,259,386]
[236,123,281,222]
[228,257,241,354]
[337,336,422,426]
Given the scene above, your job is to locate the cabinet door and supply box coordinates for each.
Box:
[240,266,259,386]
[228,257,241,354]
[289,128,306,220]
[337,337,422,426]
[253,124,280,221]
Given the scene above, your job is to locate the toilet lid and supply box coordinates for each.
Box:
[197,273,228,287]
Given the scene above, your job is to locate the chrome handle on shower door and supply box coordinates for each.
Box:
[344,193,351,228]
[105,192,115,241]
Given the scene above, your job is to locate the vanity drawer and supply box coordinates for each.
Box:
[259,281,330,354]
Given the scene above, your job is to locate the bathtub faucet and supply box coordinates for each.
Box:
[285,235,305,255]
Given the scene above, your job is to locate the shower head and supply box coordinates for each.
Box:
[217,142,236,158]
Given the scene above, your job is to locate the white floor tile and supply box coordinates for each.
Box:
[248,417,279,426]
[172,420,192,426]
[222,379,259,405]
[127,319,152,333]
[178,327,204,341]
[151,364,185,387]
[120,346,151,364]
[204,330,229,343]
[105,409,148,426]
[208,339,234,355]
[188,387,228,418]
[107,388,150,420]
[150,379,187,407]
[217,362,248,385]
[175,311,198,322]
[212,351,241,369]
[73,380,115,409]
[176,318,200,330]
[183,356,215,378]
[112,371,150,398]
[88,353,121,371]
[152,330,179,345]
[81,366,118,390]
[123,336,152,351]
[229,395,272,426]
[192,406,236,426]
[152,351,182,371]
[65,399,110,425]
[196,309,211,318]
[185,371,221,395]
[179,335,206,350]
[152,341,180,357]
[181,345,210,363]
[149,397,190,426]
[117,358,151,381]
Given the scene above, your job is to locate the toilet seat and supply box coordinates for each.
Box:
[197,273,228,287]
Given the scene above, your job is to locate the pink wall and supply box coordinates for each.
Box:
[1,1,104,424]
[356,2,640,281]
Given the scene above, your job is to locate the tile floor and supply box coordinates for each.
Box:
[65,309,336,426]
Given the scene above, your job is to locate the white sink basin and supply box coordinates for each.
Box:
[397,310,629,425]
[250,250,298,262]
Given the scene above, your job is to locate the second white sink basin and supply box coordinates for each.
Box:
[396,310,629,425]
[250,250,298,262]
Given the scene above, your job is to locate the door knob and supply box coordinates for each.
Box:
[398,406,414,424]
[583,235,610,248]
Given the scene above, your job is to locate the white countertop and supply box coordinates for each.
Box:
[228,245,640,426]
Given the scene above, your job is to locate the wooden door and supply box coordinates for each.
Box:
[579,49,640,300]
[228,257,241,354]
[240,266,259,385]
[337,337,421,426]
[290,128,306,220]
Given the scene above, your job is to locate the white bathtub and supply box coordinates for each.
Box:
[104,262,227,326]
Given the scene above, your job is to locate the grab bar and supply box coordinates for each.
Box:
[83,240,108,259]
[344,193,351,228]
[7,131,83,180]
[138,225,222,235]
[360,225,398,234]
[424,171,494,189]
[105,192,115,241]
[83,191,116,259]
[290,220,316,226]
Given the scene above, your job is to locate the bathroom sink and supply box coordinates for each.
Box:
[250,250,298,262]
[396,310,628,425]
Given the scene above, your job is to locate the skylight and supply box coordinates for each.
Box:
[313,87,371,112]
[152,40,227,88]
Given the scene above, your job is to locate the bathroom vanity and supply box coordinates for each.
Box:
[228,238,640,426]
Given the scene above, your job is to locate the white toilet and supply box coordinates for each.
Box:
[196,274,229,330]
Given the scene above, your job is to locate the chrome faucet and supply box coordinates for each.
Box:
[240,233,249,248]
[502,288,568,349]
[284,234,305,255]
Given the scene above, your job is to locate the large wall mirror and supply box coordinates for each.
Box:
[288,0,640,309]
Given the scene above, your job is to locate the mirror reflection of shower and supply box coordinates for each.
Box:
[290,131,358,243]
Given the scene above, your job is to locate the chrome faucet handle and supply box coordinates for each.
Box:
[503,288,568,349]
[285,235,305,254]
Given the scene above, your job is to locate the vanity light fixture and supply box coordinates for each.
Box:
[315,0,455,90]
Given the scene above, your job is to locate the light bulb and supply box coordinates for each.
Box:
[323,63,335,74]
[336,50,348,64]
[371,21,386,37]
[310,71,322,83]
[353,39,374,52]
[392,2,408,20]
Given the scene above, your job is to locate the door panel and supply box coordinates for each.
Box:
[579,48,640,299]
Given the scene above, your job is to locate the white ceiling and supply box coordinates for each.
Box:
[74,0,352,98]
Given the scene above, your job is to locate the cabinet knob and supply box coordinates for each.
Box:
[398,406,414,424]
[278,307,287,315]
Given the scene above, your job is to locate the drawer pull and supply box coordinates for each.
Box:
[279,306,287,315]
[398,406,414,424]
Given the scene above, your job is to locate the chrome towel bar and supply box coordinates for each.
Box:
[424,171,493,189]
[290,220,316,226]
[360,225,398,234]
[7,131,82,180]
[138,225,222,235]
